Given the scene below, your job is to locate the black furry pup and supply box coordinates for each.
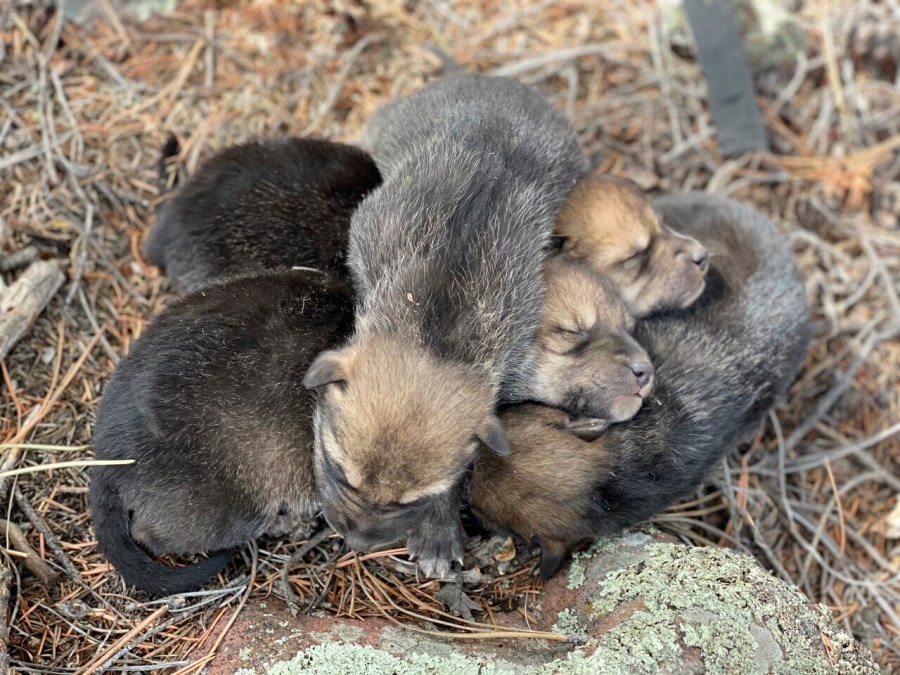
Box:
[147,136,382,291]
[90,270,354,595]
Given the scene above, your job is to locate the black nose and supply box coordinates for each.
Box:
[631,361,653,387]
[692,249,709,272]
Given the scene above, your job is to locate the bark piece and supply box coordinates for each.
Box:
[0,260,65,361]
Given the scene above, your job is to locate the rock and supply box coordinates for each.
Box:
[206,531,876,674]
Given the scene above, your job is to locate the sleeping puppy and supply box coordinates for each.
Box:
[90,263,646,594]
[305,75,588,577]
[147,136,382,291]
[509,257,654,427]
[470,194,811,578]
[90,270,353,596]
[554,175,710,317]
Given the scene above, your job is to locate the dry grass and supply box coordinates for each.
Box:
[1,0,898,671]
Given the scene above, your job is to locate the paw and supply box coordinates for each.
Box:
[564,416,609,441]
[406,526,463,579]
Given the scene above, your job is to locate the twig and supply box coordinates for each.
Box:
[174,543,258,675]
[489,43,635,77]
[65,204,94,304]
[13,488,79,581]
[76,606,168,675]
[784,331,884,453]
[95,602,212,674]
[783,422,900,474]
[1,519,59,587]
[0,247,38,273]
[203,10,216,89]
[279,527,334,608]
[0,563,10,674]
[0,459,135,480]
[303,36,372,136]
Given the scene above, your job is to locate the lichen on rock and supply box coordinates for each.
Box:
[582,543,878,674]
[264,642,509,675]
[207,534,876,675]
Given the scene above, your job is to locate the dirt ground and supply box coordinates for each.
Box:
[1,0,898,671]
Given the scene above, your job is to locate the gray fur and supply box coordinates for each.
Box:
[351,74,588,393]
[308,75,588,576]
[469,193,812,578]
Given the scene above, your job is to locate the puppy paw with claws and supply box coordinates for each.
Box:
[407,527,463,578]
[406,500,464,578]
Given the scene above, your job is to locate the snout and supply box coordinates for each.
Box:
[321,510,401,553]
[691,248,709,273]
[343,527,402,553]
[605,357,654,422]
[669,242,709,309]
[677,237,710,276]
[631,360,653,396]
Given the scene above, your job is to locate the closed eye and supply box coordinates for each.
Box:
[323,454,356,492]
[620,248,648,266]
[558,326,589,339]
[391,495,431,509]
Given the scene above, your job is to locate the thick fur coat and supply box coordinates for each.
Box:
[470,194,812,577]
[148,137,381,290]
[305,75,589,576]
[90,270,354,595]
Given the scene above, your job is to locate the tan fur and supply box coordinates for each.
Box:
[470,405,609,565]
[555,175,709,317]
[307,335,502,556]
[317,336,492,503]
[527,258,653,422]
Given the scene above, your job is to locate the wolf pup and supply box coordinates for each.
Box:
[90,270,354,595]
[510,257,654,428]
[555,175,710,317]
[470,194,811,578]
[147,136,381,291]
[304,75,588,577]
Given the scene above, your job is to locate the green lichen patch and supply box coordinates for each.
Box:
[584,543,877,675]
[566,559,587,590]
[552,607,583,635]
[263,642,514,675]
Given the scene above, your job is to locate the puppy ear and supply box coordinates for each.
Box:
[303,349,348,390]
[544,234,568,255]
[476,413,511,457]
[563,417,609,442]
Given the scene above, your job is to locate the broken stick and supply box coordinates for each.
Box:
[0,260,65,361]
[0,519,59,587]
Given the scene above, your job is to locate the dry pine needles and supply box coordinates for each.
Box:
[1,0,898,670]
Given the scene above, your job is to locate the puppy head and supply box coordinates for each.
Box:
[530,259,654,424]
[555,175,709,317]
[470,404,610,579]
[304,335,508,552]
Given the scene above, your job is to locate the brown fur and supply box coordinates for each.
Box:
[554,175,709,317]
[469,404,612,576]
[306,336,504,556]
[470,194,812,580]
[525,258,653,422]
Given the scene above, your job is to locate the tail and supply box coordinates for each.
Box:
[157,133,181,197]
[91,479,232,596]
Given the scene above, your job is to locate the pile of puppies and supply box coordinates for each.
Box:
[90,75,811,596]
